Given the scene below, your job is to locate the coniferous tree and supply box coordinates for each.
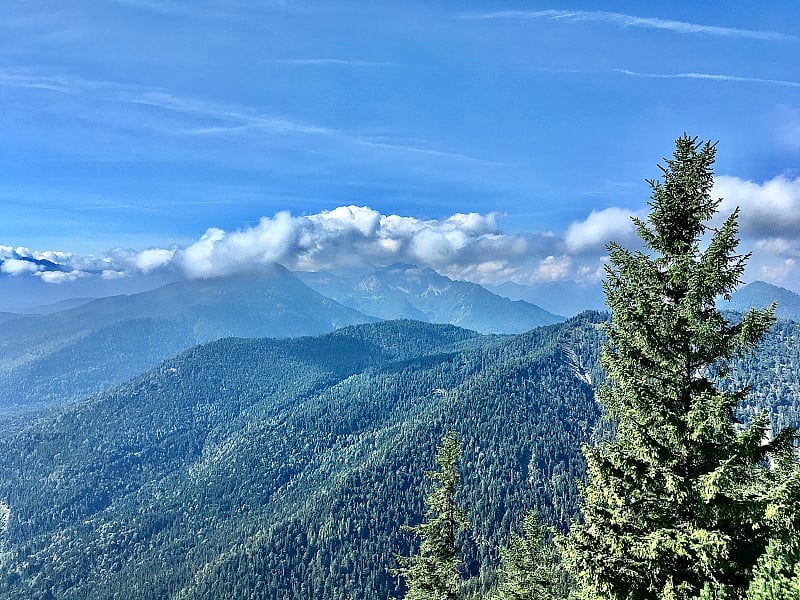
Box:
[492,512,572,600]
[565,135,800,599]
[746,445,800,600]
[747,540,800,600]
[393,430,469,600]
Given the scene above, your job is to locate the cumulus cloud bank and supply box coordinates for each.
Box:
[2,175,799,290]
[177,206,542,282]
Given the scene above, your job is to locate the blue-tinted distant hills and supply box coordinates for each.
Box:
[20,297,96,315]
[298,263,564,334]
[0,262,567,414]
[0,264,375,413]
[721,280,800,321]
[0,312,20,325]
[490,280,607,317]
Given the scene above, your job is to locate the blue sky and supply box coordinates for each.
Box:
[1,1,799,303]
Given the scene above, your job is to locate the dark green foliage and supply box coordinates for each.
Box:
[492,512,572,600]
[0,306,797,598]
[393,430,469,599]
[0,317,602,599]
[746,446,800,599]
[565,135,800,599]
[747,540,800,599]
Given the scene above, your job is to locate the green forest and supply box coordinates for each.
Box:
[0,137,798,599]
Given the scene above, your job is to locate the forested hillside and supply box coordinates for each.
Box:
[0,314,798,599]
[0,262,563,416]
[0,266,374,414]
[0,317,600,599]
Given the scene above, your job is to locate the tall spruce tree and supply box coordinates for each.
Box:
[393,430,469,600]
[565,135,800,599]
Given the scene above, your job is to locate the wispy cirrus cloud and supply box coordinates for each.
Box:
[0,71,92,93]
[615,69,800,88]
[0,69,494,166]
[269,58,392,67]
[458,9,797,42]
[108,0,291,20]
[353,139,504,167]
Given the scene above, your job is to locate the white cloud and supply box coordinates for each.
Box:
[3,191,798,292]
[1,259,41,276]
[0,70,496,167]
[101,269,128,280]
[715,175,800,238]
[564,207,641,254]
[177,206,510,278]
[755,238,800,257]
[35,270,88,284]
[31,249,73,263]
[135,248,176,273]
[458,9,796,41]
[615,69,800,89]
[535,255,573,282]
[758,259,797,285]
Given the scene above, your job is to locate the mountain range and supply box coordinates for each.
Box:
[0,264,561,414]
[722,280,800,321]
[297,263,563,334]
[20,297,96,315]
[0,313,798,599]
[489,280,608,317]
[2,266,798,417]
[0,316,603,599]
[0,265,373,413]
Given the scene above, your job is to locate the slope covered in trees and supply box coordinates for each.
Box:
[0,317,601,599]
[723,280,800,322]
[0,309,798,598]
[0,261,563,416]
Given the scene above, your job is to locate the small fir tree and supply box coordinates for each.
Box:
[565,135,800,599]
[493,512,572,600]
[393,430,469,600]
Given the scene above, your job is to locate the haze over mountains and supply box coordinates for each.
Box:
[0,263,562,413]
[298,263,563,334]
[20,297,96,315]
[1,260,796,417]
[0,265,373,413]
[489,280,608,317]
